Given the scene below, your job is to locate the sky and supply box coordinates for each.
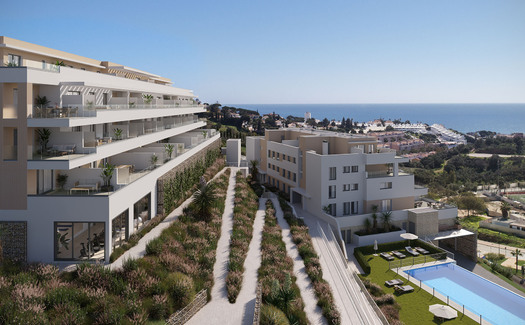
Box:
[1,0,524,104]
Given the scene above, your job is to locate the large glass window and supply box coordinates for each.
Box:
[55,222,105,261]
[7,54,21,66]
[328,185,336,199]
[112,210,128,249]
[134,193,151,231]
[329,167,336,180]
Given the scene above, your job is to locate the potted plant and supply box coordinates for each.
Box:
[85,100,94,109]
[202,130,208,139]
[129,101,135,108]
[150,154,158,168]
[114,128,123,140]
[100,163,115,192]
[56,173,68,190]
[143,94,153,105]
[36,128,51,155]
[165,144,174,160]
[35,95,50,108]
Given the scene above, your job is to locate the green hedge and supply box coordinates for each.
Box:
[355,239,443,256]
[354,249,371,274]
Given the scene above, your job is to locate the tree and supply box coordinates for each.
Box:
[455,194,486,217]
[100,163,115,191]
[250,160,259,181]
[382,211,393,232]
[306,118,317,127]
[500,201,511,219]
[363,218,372,235]
[371,205,378,231]
[192,183,218,221]
[511,248,522,274]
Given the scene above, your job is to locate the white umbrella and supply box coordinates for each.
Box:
[429,304,457,319]
[374,240,378,255]
[400,233,418,246]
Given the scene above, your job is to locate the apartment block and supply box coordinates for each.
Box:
[247,129,457,243]
[0,36,220,263]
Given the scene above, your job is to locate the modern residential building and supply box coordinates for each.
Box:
[247,129,458,244]
[0,36,220,263]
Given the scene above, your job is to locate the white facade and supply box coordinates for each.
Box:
[0,36,218,263]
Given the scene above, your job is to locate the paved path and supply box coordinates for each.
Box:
[188,170,267,325]
[293,204,383,325]
[270,197,326,325]
[110,168,228,270]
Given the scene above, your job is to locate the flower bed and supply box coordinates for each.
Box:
[259,200,308,325]
[278,197,341,325]
[0,169,231,324]
[225,171,259,303]
[109,153,225,262]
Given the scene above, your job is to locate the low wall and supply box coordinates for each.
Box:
[440,233,478,261]
[353,229,406,247]
[166,289,207,325]
[480,222,525,239]
[0,221,27,262]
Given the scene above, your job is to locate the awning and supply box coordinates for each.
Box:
[291,187,311,199]
[428,229,474,241]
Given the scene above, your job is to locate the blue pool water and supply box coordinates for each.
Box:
[405,263,525,325]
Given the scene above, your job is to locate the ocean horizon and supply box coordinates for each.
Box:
[225,103,525,134]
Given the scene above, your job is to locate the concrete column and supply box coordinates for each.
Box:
[393,161,399,176]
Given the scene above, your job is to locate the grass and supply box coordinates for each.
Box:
[458,215,484,231]
[225,172,259,303]
[362,252,478,325]
[477,228,525,249]
[477,258,525,294]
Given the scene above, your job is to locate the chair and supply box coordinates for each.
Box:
[415,247,430,254]
[380,252,394,261]
[405,247,420,256]
[392,251,406,259]
[394,285,414,294]
[385,279,404,287]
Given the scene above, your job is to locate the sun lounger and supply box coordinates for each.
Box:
[385,279,404,287]
[415,247,430,254]
[405,246,420,256]
[392,251,406,259]
[380,252,394,261]
[394,285,414,293]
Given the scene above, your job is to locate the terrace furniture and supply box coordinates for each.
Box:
[47,144,76,156]
[415,247,430,254]
[405,246,420,256]
[69,181,99,194]
[380,252,394,261]
[394,285,414,294]
[385,279,404,287]
[392,251,406,259]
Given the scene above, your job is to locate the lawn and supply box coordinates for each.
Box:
[361,251,478,325]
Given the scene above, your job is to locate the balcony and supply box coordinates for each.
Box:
[32,132,219,198]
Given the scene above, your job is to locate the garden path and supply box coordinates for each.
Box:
[187,169,267,325]
[109,167,228,271]
[270,197,327,325]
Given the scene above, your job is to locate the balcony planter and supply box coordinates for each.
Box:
[353,229,406,247]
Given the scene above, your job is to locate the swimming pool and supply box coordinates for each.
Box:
[405,263,525,325]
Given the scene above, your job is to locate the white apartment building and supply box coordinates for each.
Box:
[247,129,457,243]
[0,36,220,263]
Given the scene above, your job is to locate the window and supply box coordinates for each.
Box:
[7,54,21,66]
[343,202,351,215]
[272,151,275,158]
[343,166,351,173]
[288,156,291,162]
[329,167,337,180]
[328,204,337,216]
[268,163,271,168]
[287,171,291,179]
[351,201,359,214]
[351,166,359,173]
[293,173,297,182]
[55,222,105,261]
[66,90,81,95]
[276,152,280,160]
[343,184,350,191]
[277,167,280,172]
[276,180,280,188]
[42,60,46,69]
[283,154,286,161]
[293,157,296,164]
[351,183,359,191]
[268,150,271,157]
[380,182,392,189]
[328,185,336,199]
[381,199,392,212]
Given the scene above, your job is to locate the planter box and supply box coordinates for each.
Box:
[353,229,406,247]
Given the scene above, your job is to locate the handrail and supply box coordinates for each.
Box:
[352,273,390,325]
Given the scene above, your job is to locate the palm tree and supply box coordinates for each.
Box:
[501,201,511,219]
[382,211,393,232]
[250,160,259,181]
[511,248,522,274]
[371,205,378,231]
[363,218,372,235]
[192,182,218,221]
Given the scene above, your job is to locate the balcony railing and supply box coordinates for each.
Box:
[28,118,205,161]
[30,102,204,119]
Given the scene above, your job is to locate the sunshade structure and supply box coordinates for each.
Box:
[429,304,457,319]
[400,233,418,246]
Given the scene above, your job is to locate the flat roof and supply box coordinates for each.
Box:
[428,229,475,241]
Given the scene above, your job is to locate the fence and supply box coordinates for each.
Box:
[166,289,208,325]
[352,272,390,325]
[253,281,262,325]
[388,252,453,270]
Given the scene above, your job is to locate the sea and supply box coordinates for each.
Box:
[225,103,525,134]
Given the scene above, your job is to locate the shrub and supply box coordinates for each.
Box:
[48,301,87,325]
[122,257,139,272]
[145,237,164,256]
[260,304,290,325]
[44,286,89,309]
[354,249,370,274]
[162,272,195,309]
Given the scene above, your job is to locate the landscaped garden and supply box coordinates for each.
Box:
[355,241,478,325]
[0,169,231,324]
[226,171,259,303]
[259,200,307,325]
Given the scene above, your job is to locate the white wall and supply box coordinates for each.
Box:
[226,139,241,166]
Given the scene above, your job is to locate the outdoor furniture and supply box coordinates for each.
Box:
[69,181,99,194]
[47,144,76,156]
[429,304,457,320]
[385,279,404,287]
[415,246,430,254]
[405,246,420,256]
[394,285,414,294]
[380,252,394,261]
[392,251,406,259]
